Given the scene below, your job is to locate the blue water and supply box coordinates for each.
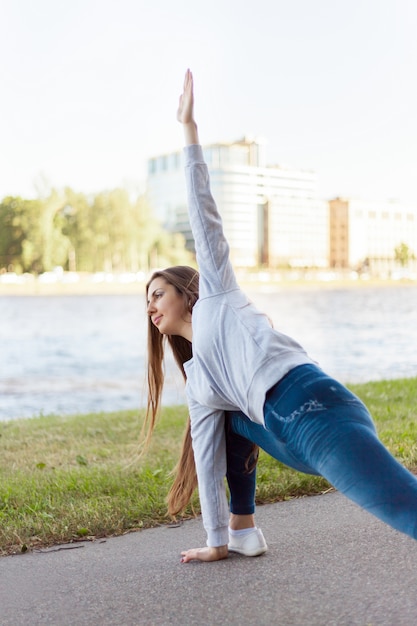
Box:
[1,285,417,420]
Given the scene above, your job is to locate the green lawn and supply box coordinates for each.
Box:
[1,377,416,556]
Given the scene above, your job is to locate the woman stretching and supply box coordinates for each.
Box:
[145,69,417,563]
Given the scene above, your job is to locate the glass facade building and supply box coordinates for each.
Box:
[147,137,328,269]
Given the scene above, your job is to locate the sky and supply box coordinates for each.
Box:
[1,0,417,203]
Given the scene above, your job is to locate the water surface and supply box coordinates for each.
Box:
[1,285,416,420]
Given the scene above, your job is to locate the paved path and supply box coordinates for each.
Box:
[1,492,417,625]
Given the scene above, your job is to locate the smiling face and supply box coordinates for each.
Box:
[147,277,192,341]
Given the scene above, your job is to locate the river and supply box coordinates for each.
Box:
[1,284,416,421]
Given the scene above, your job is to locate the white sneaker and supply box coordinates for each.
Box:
[228,528,268,557]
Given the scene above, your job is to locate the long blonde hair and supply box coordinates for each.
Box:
[144,266,199,516]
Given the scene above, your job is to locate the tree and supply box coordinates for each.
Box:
[394,242,415,267]
[0,196,46,272]
[61,188,94,272]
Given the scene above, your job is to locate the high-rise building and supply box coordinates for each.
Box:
[147,137,328,269]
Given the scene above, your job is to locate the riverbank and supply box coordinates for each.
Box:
[1,268,416,296]
[1,376,416,556]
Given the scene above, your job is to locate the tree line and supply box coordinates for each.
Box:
[0,188,193,274]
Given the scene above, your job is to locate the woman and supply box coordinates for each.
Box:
[146,69,417,563]
[145,264,268,559]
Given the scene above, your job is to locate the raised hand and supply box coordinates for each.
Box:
[177,69,199,145]
[177,69,195,124]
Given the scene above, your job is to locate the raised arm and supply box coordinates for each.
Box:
[177,69,199,146]
[177,70,239,296]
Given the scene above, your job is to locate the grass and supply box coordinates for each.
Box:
[1,377,416,556]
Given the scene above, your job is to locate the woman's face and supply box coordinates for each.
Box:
[147,277,192,340]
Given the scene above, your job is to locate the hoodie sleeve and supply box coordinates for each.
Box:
[184,144,238,297]
[188,399,230,547]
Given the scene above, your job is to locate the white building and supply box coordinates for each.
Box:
[329,197,417,274]
[147,137,328,268]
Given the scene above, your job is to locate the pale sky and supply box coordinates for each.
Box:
[1,0,416,202]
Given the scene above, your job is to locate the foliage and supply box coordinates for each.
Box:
[0,196,47,273]
[394,242,415,267]
[0,188,193,274]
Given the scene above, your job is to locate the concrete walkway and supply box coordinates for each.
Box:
[1,491,417,626]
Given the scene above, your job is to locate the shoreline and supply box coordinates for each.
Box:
[1,273,417,297]
[3,371,417,424]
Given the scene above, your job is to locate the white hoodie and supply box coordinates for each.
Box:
[183,144,314,547]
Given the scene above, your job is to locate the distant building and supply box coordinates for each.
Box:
[329,198,417,274]
[147,137,328,268]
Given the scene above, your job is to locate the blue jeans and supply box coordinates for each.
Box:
[226,364,417,540]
